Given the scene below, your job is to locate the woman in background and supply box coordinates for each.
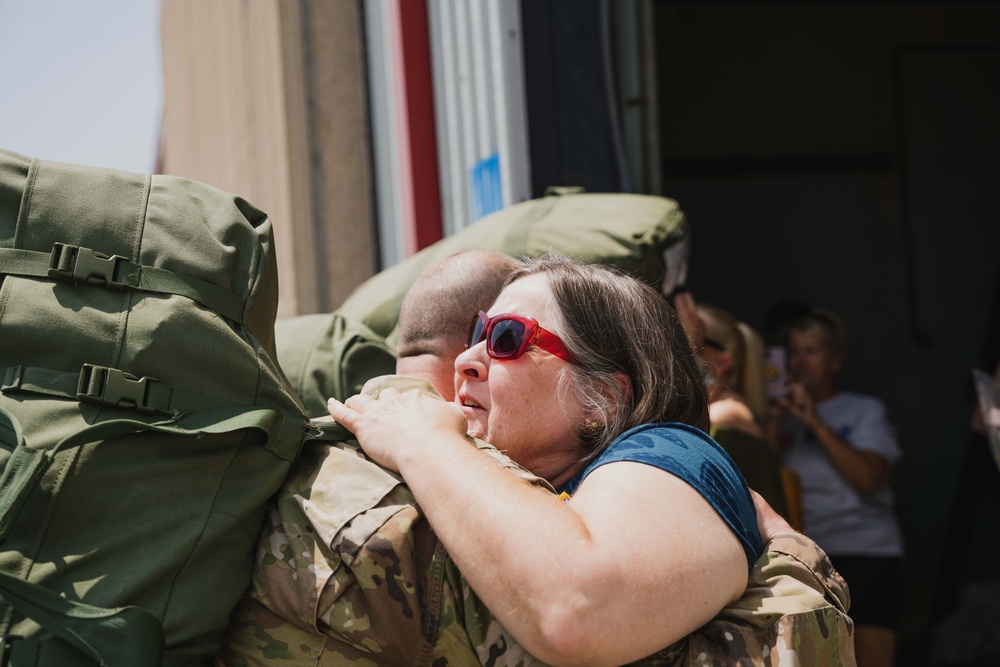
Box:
[698,303,792,523]
[768,308,904,667]
[697,304,768,435]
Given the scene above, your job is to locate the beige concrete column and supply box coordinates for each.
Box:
[159,0,376,319]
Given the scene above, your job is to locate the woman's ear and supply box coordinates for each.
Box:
[580,371,632,432]
[600,371,632,415]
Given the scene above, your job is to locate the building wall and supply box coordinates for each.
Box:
[159,0,377,318]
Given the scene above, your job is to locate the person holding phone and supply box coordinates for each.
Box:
[766,307,904,667]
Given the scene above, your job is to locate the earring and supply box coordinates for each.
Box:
[586,419,603,434]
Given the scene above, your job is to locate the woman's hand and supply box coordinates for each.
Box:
[775,384,893,493]
[778,381,820,430]
[750,488,794,543]
[327,388,468,472]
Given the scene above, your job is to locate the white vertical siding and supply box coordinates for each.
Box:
[428,0,531,235]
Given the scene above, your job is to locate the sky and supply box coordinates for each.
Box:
[0,0,163,173]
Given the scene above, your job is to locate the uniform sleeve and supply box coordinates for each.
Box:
[675,532,855,666]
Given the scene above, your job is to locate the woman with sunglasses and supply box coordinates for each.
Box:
[328,254,763,666]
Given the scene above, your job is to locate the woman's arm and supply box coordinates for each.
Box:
[779,383,891,493]
[329,390,748,667]
[807,421,890,493]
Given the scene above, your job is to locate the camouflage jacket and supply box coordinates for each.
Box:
[451,532,855,667]
[215,377,552,667]
[217,379,854,667]
[633,532,855,666]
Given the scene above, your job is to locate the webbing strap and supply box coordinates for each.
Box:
[0,405,299,543]
[0,401,314,663]
[0,569,164,667]
[0,449,49,540]
[3,365,179,416]
[0,406,47,542]
[0,244,246,323]
[38,407,295,463]
[305,417,353,443]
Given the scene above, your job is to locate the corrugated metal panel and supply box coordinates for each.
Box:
[428,0,531,236]
[364,0,406,268]
[364,0,443,268]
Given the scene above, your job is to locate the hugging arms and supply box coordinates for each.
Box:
[220,252,852,667]
[328,255,762,666]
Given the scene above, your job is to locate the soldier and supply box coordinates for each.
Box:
[218,249,538,665]
[218,251,854,666]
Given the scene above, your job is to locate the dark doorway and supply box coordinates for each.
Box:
[652,3,1000,662]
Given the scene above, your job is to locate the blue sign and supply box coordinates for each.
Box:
[470,152,503,220]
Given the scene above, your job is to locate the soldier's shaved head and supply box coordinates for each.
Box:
[395,250,518,399]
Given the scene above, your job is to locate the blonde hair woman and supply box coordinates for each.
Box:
[697,304,768,435]
[697,303,795,524]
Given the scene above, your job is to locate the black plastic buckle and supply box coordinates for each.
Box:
[47,243,128,290]
[77,364,162,414]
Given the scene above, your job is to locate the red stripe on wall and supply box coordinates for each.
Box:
[394,0,442,255]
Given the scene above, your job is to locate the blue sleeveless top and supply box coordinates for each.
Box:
[560,423,764,569]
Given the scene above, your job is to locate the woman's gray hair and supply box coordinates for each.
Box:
[508,254,709,463]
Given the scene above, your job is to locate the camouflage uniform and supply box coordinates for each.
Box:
[674,532,856,666]
[449,529,855,667]
[216,377,552,666]
[217,378,854,667]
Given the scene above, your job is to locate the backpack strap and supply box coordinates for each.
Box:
[0,418,344,667]
[0,405,311,664]
[0,570,164,667]
[1,364,243,416]
[0,405,306,542]
[0,244,246,323]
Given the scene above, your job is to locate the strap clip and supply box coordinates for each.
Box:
[77,365,164,414]
[48,243,129,290]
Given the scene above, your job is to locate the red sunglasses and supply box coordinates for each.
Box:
[466,311,574,362]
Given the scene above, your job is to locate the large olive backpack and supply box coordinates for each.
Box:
[274,190,691,410]
[0,149,332,666]
[335,189,690,346]
[274,313,395,418]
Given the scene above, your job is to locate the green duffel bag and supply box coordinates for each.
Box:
[0,148,335,666]
[335,189,691,346]
[274,313,395,418]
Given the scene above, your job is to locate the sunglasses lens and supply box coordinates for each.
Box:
[466,313,488,349]
[489,318,526,359]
